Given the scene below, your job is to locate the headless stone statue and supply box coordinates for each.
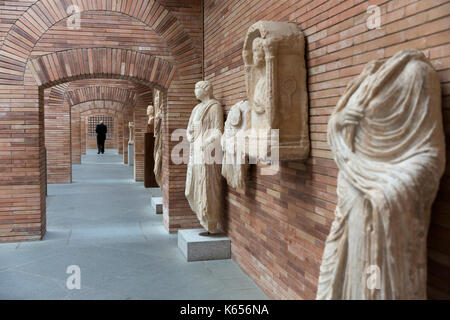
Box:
[316,49,446,300]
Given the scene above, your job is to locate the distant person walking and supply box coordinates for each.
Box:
[96,120,107,154]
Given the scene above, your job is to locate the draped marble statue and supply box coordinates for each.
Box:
[185,81,224,233]
[242,21,309,161]
[221,100,250,189]
[128,121,135,145]
[147,105,154,133]
[316,49,446,300]
[153,90,163,187]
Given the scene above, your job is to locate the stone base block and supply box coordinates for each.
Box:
[178,229,231,262]
[128,144,134,166]
[151,196,162,214]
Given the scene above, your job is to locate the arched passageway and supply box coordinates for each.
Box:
[0,0,203,242]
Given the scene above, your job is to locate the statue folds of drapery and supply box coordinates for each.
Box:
[185,81,224,233]
[221,100,250,189]
[147,105,154,131]
[317,49,446,299]
[128,121,135,145]
[153,90,163,187]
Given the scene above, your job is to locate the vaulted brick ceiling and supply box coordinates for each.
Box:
[0,0,196,85]
[65,86,139,107]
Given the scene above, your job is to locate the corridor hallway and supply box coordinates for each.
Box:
[0,149,267,300]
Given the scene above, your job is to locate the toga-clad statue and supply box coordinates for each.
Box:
[185,81,224,233]
[153,90,163,187]
[316,49,446,300]
[128,121,135,145]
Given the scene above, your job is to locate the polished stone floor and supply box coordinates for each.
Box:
[0,149,267,300]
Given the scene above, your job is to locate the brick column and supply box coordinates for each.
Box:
[134,102,147,181]
[117,114,123,155]
[162,87,202,232]
[114,116,119,151]
[71,109,81,164]
[45,95,72,184]
[80,118,86,156]
[123,111,132,165]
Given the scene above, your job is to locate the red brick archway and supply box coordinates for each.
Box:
[46,85,138,166]
[0,0,195,85]
[66,87,139,107]
[80,108,121,152]
[71,101,133,164]
[29,48,175,89]
[0,1,202,242]
[0,47,174,242]
[64,83,153,181]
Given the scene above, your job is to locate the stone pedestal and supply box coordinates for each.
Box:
[151,196,162,214]
[128,143,134,166]
[144,133,158,187]
[178,229,231,262]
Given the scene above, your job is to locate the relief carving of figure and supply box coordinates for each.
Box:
[243,21,310,161]
[221,101,250,189]
[316,49,446,300]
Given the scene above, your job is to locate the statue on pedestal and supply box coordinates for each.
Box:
[316,49,446,300]
[185,81,224,233]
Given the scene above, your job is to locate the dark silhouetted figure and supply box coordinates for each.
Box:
[96,120,107,154]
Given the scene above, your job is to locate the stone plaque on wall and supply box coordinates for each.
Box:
[243,21,310,161]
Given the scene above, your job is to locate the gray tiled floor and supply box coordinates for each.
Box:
[0,149,268,300]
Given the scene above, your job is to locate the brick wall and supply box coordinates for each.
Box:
[123,108,133,165]
[134,102,149,181]
[117,114,124,155]
[81,119,86,156]
[204,0,450,299]
[45,84,72,184]
[71,109,81,164]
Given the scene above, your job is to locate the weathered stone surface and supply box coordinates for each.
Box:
[185,81,224,233]
[128,122,135,145]
[221,100,250,189]
[243,21,310,161]
[152,196,163,214]
[147,105,154,132]
[153,89,163,188]
[178,229,231,262]
[128,143,134,167]
[317,49,446,300]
